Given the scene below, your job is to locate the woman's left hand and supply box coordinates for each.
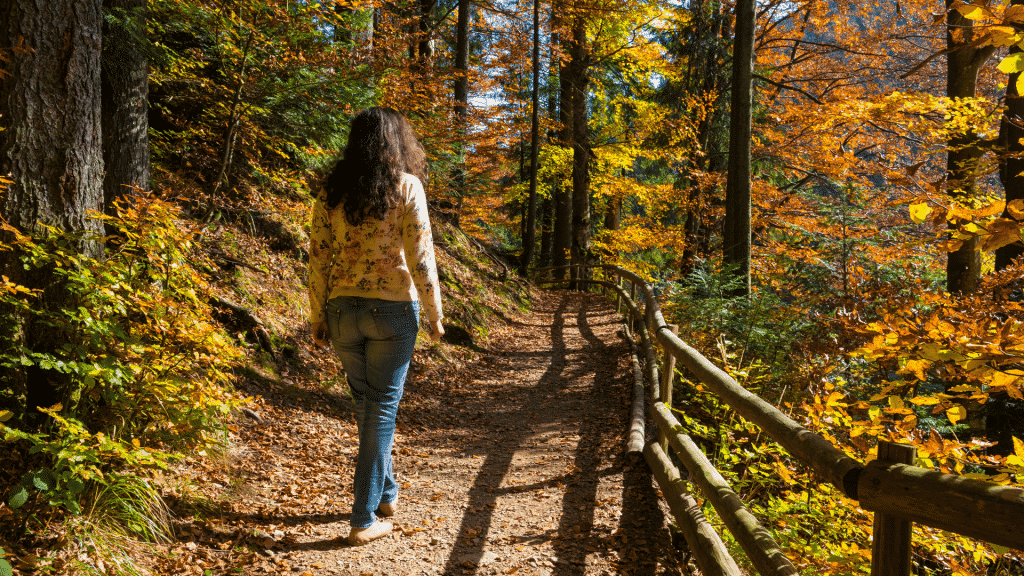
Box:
[312,321,330,347]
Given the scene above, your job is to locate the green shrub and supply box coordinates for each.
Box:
[0,195,242,535]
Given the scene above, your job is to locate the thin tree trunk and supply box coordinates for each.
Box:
[723,0,754,297]
[451,0,470,227]
[102,0,150,213]
[604,197,621,231]
[335,0,373,45]
[335,0,353,43]
[417,0,435,66]
[540,196,553,267]
[997,0,1024,271]
[520,0,541,276]
[552,19,572,282]
[212,30,255,197]
[569,17,590,290]
[946,0,994,293]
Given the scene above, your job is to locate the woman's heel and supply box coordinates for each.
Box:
[347,520,393,546]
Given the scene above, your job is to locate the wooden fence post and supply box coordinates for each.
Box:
[615,276,623,314]
[629,281,638,333]
[659,324,679,452]
[871,441,916,576]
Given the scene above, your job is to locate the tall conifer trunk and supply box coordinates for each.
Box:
[0,0,105,411]
[417,0,435,64]
[520,0,542,276]
[452,0,470,227]
[540,30,559,269]
[552,19,572,282]
[569,18,590,290]
[0,0,105,237]
[102,0,150,213]
[723,0,754,297]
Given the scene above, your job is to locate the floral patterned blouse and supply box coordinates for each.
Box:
[308,173,442,327]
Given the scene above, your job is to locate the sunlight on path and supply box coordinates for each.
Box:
[232,291,682,576]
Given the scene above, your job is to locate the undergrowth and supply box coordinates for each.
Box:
[0,195,244,572]
[660,259,1024,575]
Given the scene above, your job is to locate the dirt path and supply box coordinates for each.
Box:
[160,291,685,576]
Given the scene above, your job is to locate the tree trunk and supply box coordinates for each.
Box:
[540,196,553,267]
[0,0,105,413]
[0,0,105,238]
[604,196,621,231]
[569,18,590,290]
[552,22,572,282]
[335,0,353,44]
[520,0,541,276]
[946,0,994,293]
[417,0,435,65]
[211,30,255,197]
[102,0,150,213]
[335,0,373,45]
[997,0,1024,271]
[723,0,754,297]
[451,0,470,227]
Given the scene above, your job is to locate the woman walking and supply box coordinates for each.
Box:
[308,107,444,546]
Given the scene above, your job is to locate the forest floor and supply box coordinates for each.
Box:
[152,290,689,576]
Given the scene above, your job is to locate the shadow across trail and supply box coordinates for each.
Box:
[436,294,575,575]
[396,291,677,576]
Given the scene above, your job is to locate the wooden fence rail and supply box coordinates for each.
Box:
[537,264,1024,576]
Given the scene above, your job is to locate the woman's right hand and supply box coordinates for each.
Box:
[428,320,445,343]
[312,320,330,347]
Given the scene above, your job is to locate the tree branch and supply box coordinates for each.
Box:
[752,74,822,104]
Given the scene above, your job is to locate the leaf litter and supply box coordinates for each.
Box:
[151,290,688,576]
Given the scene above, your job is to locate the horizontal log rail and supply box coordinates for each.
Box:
[645,441,742,576]
[538,264,1024,576]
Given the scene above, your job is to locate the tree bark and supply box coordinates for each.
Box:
[0,0,105,239]
[540,29,559,270]
[454,0,469,113]
[997,0,1024,271]
[604,195,621,231]
[451,0,470,227]
[946,0,994,293]
[0,0,105,413]
[416,0,435,66]
[520,0,541,276]
[723,0,754,297]
[552,22,572,282]
[102,0,150,213]
[540,196,553,267]
[569,17,590,290]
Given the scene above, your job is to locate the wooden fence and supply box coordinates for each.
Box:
[539,264,1024,576]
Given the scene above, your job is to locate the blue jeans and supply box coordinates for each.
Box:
[326,296,419,528]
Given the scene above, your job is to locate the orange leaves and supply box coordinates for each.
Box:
[904,196,1024,256]
[848,279,1024,445]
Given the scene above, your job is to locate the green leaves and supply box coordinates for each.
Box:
[0,546,12,576]
[0,195,243,520]
[8,486,28,510]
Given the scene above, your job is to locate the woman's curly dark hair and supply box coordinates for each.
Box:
[323,107,428,226]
